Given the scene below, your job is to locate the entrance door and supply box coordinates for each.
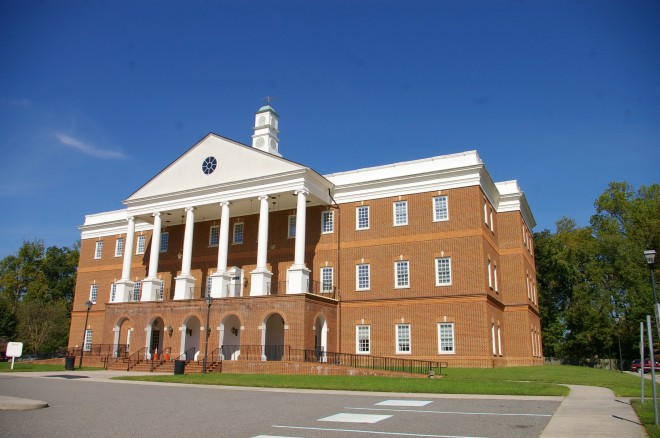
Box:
[150,330,161,357]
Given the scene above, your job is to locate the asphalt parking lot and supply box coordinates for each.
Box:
[0,373,559,438]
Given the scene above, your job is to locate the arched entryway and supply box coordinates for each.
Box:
[146,317,164,360]
[181,316,201,361]
[314,315,328,362]
[262,313,285,361]
[220,314,241,360]
[113,318,132,357]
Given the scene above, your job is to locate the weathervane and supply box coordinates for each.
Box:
[263,95,278,106]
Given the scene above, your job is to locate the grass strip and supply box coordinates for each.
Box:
[116,373,568,396]
[631,399,660,438]
[0,362,102,372]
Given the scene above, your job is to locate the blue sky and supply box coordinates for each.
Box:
[0,0,658,258]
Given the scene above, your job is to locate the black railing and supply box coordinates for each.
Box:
[292,349,445,375]
[101,344,130,369]
[272,280,336,299]
[126,347,148,371]
[150,347,172,371]
[68,344,127,358]
[215,344,289,361]
[175,347,197,362]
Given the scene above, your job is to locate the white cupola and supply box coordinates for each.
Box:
[251,105,281,157]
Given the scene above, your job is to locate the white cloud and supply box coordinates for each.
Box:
[55,133,126,159]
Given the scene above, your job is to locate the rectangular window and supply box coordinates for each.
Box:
[487,259,492,289]
[321,210,334,233]
[136,235,146,254]
[160,232,169,253]
[356,206,370,230]
[356,264,370,290]
[126,329,132,351]
[396,324,411,354]
[209,225,219,247]
[110,283,117,302]
[395,260,410,288]
[288,215,296,238]
[497,325,502,356]
[89,284,98,303]
[433,196,449,221]
[493,264,498,292]
[356,325,370,354]
[438,322,455,354]
[83,330,93,351]
[435,257,452,286]
[490,208,494,232]
[484,200,489,225]
[94,241,103,259]
[132,282,141,302]
[157,280,164,301]
[393,201,408,226]
[321,267,334,292]
[206,275,213,297]
[492,323,497,355]
[115,238,124,257]
[233,223,244,244]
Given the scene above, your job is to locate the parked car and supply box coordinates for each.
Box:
[631,359,660,372]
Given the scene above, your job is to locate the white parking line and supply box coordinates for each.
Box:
[376,400,433,407]
[347,406,552,417]
[272,425,489,438]
[319,413,392,423]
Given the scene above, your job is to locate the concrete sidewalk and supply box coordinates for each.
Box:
[0,371,649,437]
[541,384,646,437]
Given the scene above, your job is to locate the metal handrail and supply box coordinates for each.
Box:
[150,347,172,371]
[174,347,196,362]
[101,344,130,369]
[126,347,148,371]
[68,344,127,358]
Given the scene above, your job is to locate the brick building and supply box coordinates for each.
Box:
[69,104,542,368]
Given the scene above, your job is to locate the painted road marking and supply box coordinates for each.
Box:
[319,413,392,423]
[347,406,552,417]
[272,425,488,438]
[376,400,433,407]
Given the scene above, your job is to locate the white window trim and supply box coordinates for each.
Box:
[209,225,220,247]
[433,196,449,222]
[491,323,497,355]
[288,215,296,238]
[393,201,408,226]
[356,325,370,354]
[321,267,334,292]
[114,238,124,257]
[356,264,370,291]
[94,241,103,259]
[497,324,503,356]
[438,322,455,354]
[321,210,334,234]
[136,235,146,255]
[494,264,498,292]
[83,329,93,351]
[396,324,411,354]
[394,260,410,289]
[487,259,492,289]
[89,284,98,304]
[435,257,452,286]
[132,282,141,302]
[110,284,117,302]
[233,222,244,244]
[356,206,370,230]
[160,232,169,253]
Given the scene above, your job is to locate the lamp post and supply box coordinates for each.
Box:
[614,316,623,372]
[79,300,93,369]
[203,293,212,374]
[645,250,659,341]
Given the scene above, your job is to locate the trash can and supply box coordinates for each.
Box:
[65,356,76,371]
[174,360,185,375]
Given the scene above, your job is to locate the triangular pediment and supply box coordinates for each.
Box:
[127,134,308,202]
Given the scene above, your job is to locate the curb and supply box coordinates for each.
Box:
[0,395,49,411]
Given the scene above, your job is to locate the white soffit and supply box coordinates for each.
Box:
[496,180,536,229]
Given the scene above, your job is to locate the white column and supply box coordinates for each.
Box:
[181,207,195,276]
[115,216,136,302]
[250,196,272,296]
[174,207,196,300]
[256,196,269,269]
[211,202,231,298]
[121,217,136,280]
[287,190,310,294]
[293,190,308,267]
[142,212,162,301]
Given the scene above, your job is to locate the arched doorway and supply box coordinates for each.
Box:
[113,318,132,357]
[262,313,285,361]
[146,317,164,360]
[181,316,201,361]
[314,315,328,362]
[220,314,241,360]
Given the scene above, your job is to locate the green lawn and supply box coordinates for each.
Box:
[632,399,660,438]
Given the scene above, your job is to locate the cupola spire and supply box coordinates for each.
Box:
[252,97,281,157]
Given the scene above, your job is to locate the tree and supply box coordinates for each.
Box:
[16,299,70,355]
